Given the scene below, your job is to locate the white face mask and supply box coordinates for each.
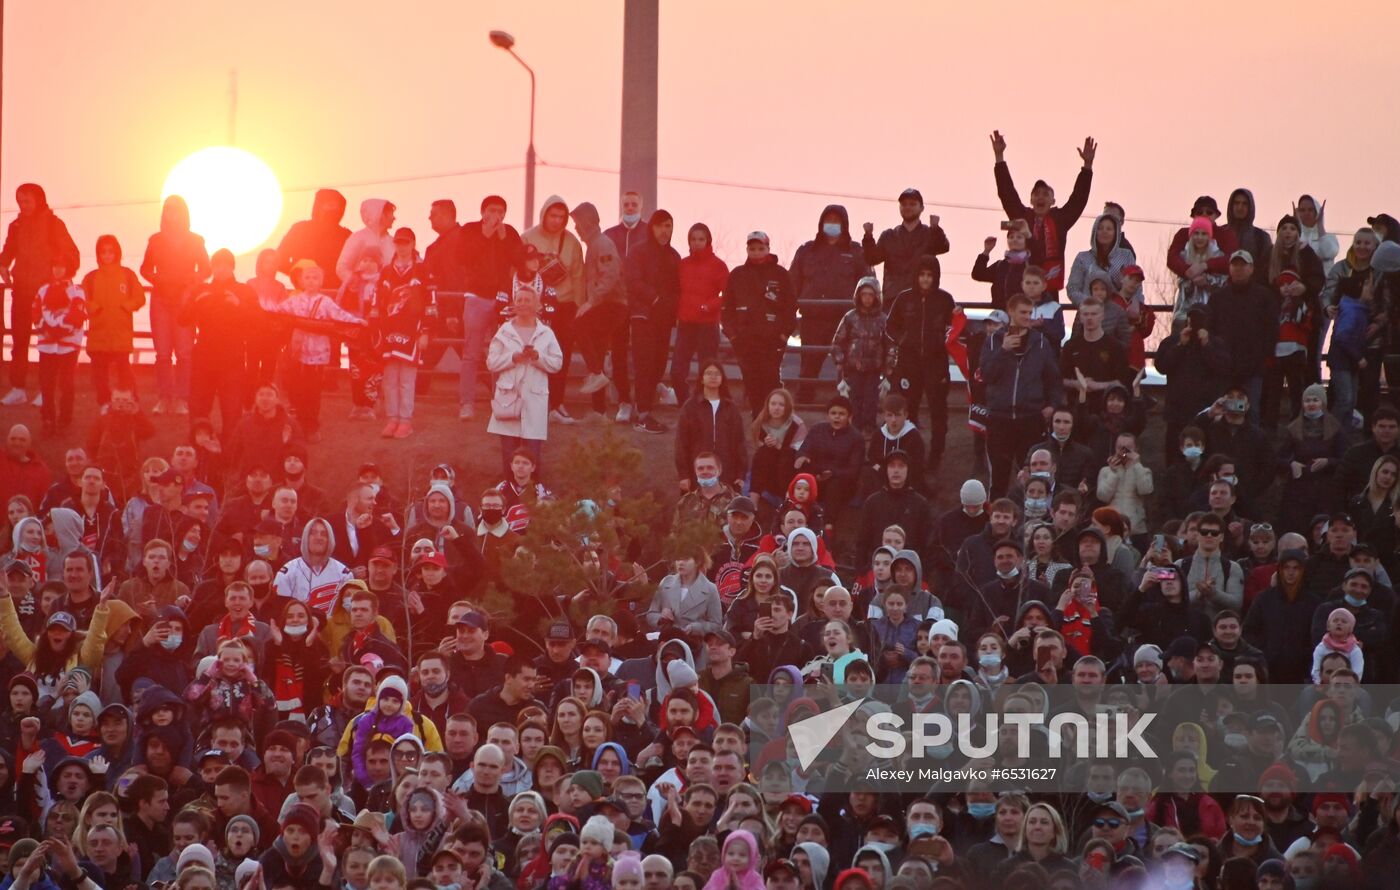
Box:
[284,624,308,638]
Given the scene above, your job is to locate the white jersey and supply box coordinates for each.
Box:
[274,556,353,615]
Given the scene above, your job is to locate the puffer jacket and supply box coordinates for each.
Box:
[789,205,871,321]
[676,241,729,324]
[831,277,893,375]
[721,255,796,350]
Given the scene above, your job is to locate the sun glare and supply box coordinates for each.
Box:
[161,146,283,255]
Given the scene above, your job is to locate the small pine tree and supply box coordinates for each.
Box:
[482,430,720,653]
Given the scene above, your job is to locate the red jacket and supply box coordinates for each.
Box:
[0,451,52,511]
[676,246,729,324]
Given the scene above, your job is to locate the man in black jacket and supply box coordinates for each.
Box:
[1207,251,1280,423]
[886,256,956,468]
[468,655,543,730]
[1155,308,1231,460]
[1337,406,1400,497]
[1194,387,1276,515]
[721,232,796,416]
[456,196,523,421]
[861,188,951,308]
[626,210,681,434]
[854,452,930,572]
[1030,408,1095,493]
[789,205,871,402]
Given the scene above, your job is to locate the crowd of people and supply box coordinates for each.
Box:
[2,130,1400,890]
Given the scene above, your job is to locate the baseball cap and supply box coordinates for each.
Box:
[726,495,758,516]
[546,622,575,642]
[453,611,487,630]
[746,231,770,245]
[1163,842,1200,863]
[1165,636,1198,661]
[704,628,737,648]
[183,482,215,505]
[368,546,397,564]
[898,187,924,203]
[414,551,448,571]
[1093,801,1130,821]
[1229,249,1254,264]
[1251,714,1285,734]
[47,612,77,632]
[764,860,800,880]
[393,227,416,243]
[1122,264,1144,279]
[579,638,611,655]
[253,518,284,537]
[153,468,182,485]
[198,748,230,765]
[1,558,33,578]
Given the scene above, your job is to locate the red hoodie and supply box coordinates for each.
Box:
[676,244,729,324]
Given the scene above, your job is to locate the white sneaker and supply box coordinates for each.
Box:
[0,388,26,406]
[656,384,678,406]
[579,373,611,395]
[615,402,634,424]
[550,407,578,425]
[29,393,42,408]
[459,405,475,421]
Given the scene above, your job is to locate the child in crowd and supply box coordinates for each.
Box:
[771,473,826,538]
[1021,265,1065,350]
[1110,265,1155,370]
[793,396,864,530]
[867,393,926,490]
[1313,607,1364,682]
[1174,216,1226,322]
[338,248,385,420]
[351,676,414,788]
[33,253,87,432]
[554,816,613,890]
[81,234,144,410]
[372,229,430,439]
[183,639,274,730]
[971,219,1031,309]
[272,261,367,440]
[831,276,893,432]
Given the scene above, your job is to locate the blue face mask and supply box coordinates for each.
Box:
[697,476,719,489]
[979,653,1003,670]
[967,802,996,820]
[1024,497,1049,516]
[161,635,183,651]
[1086,791,1113,804]
[1232,832,1262,847]
[1303,408,1324,420]
[908,823,937,839]
[621,213,642,227]
[1345,594,1367,607]
[822,222,843,238]
[253,544,272,558]
[1124,808,1144,820]
[1182,446,1203,461]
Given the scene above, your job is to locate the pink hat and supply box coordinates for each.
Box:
[1189,216,1213,236]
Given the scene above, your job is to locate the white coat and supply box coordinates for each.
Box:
[487,319,563,441]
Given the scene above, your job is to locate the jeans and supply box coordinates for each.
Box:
[190,355,243,434]
[37,351,77,426]
[150,295,193,400]
[547,302,578,410]
[670,322,719,404]
[631,317,669,414]
[579,302,630,412]
[1330,367,1357,427]
[1262,352,1308,429]
[458,294,500,407]
[845,368,881,432]
[382,359,417,420]
[7,282,36,388]
[289,363,325,433]
[497,435,542,477]
[735,342,785,416]
[89,350,136,407]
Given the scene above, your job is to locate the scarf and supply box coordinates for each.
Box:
[1004,249,1030,263]
[1060,599,1095,656]
[217,613,256,643]
[273,648,307,718]
[1322,632,1357,655]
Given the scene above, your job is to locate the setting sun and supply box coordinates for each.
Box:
[161,146,283,255]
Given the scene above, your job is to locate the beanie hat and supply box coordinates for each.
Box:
[1133,645,1162,668]
[666,660,699,689]
[1189,216,1213,236]
[569,770,605,800]
[612,852,644,887]
[376,675,408,702]
[1259,762,1298,791]
[426,481,456,515]
[959,480,987,507]
[234,859,261,888]
[1303,383,1328,407]
[226,814,260,845]
[580,814,614,848]
[177,843,216,873]
[549,832,581,855]
[281,803,321,838]
[1312,792,1350,815]
[929,619,959,641]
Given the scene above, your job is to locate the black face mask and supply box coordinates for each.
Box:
[251,582,272,599]
[481,508,504,526]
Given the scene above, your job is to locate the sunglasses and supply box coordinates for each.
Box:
[1093,818,1123,829]
[1198,529,1223,537]
[1250,523,1274,533]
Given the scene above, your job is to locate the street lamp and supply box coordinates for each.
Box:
[489,29,536,229]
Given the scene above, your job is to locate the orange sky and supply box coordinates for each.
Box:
[7,1,1399,301]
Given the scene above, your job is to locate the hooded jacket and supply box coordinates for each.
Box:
[1226,188,1274,286]
[862,216,950,308]
[790,205,872,321]
[334,198,395,285]
[677,230,729,324]
[831,276,893,376]
[272,518,353,615]
[0,183,79,289]
[82,236,146,353]
[1067,214,1136,306]
[624,210,681,323]
[140,196,211,304]
[116,605,194,698]
[570,202,627,309]
[523,195,586,305]
[276,189,352,287]
[994,160,1093,291]
[867,417,926,486]
[855,466,931,573]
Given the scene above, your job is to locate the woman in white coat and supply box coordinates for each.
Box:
[488,285,563,474]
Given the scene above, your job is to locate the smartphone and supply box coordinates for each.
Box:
[999,220,1014,231]
[1152,534,1166,552]
[758,601,773,621]
[626,681,641,702]
[1035,646,1054,668]
[821,662,835,682]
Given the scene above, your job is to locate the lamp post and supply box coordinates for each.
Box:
[489,30,536,229]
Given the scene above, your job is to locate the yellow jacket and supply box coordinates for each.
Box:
[0,595,110,675]
[334,695,442,757]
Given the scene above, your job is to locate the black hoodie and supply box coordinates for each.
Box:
[276,189,352,287]
[0,184,80,288]
[854,459,931,571]
[1226,188,1274,287]
[790,205,871,320]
